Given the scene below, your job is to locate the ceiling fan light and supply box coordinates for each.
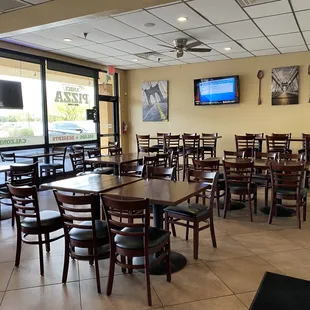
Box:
[224,47,232,51]
[178,16,188,22]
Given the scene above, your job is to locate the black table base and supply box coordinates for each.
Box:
[260,206,295,217]
[218,201,246,211]
[133,251,187,275]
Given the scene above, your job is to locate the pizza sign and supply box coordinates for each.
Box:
[54,84,89,105]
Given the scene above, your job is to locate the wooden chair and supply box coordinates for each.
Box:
[246,133,264,152]
[169,151,180,181]
[53,191,109,293]
[120,164,146,178]
[165,170,218,259]
[10,162,38,226]
[278,153,305,162]
[101,196,171,306]
[156,153,170,167]
[192,159,224,217]
[298,133,310,157]
[87,149,101,158]
[1,152,16,181]
[272,133,292,152]
[151,133,170,152]
[253,152,278,207]
[182,134,202,181]
[201,133,218,158]
[223,150,245,159]
[146,166,176,181]
[7,184,63,275]
[143,155,157,166]
[267,135,290,154]
[164,134,181,153]
[72,145,84,153]
[235,135,256,158]
[136,134,150,153]
[269,162,307,229]
[223,160,257,222]
[40,146,67,178]
[109,147,123,156]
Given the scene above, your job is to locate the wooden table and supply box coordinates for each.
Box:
[15,152,63,164]
[104,178,210,274]
[84,153,156,175]
[41,174,142,219]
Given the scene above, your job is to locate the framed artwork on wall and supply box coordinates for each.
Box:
[142,80,168,122]
[271,66,299,105]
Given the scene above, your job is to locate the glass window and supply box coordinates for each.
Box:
[46,68,97,144]
[99,71,115,96]
[0,58,43,148]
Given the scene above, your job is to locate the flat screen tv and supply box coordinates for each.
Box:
[0,80,23,109]
[194,75,240,105]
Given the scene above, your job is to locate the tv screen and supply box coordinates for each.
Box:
[0,80,23,109]
[194,75,240,105]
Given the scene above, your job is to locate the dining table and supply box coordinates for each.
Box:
[15,151,64,164]
[104,178,211,275]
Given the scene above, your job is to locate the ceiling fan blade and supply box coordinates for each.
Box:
[185,41,202,49]
[158,44,175,49]
[187,48,212,53]
[177,50,184,58]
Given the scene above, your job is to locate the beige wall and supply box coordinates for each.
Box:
[127,51,310,155]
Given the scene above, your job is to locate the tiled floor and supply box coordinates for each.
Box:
[1,189,310,309]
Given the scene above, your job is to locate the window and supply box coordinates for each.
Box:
[99,71,115,96]
[46,68,97,144]
[0,58,43,148]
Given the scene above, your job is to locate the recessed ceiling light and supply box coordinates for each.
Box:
[178,16,188,22]
[144,22,156,28]
[63,38,72,42]
[133,59,139,62]
[224,47,232,51]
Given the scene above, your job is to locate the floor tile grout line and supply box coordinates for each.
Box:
[150,279,164,309]
[235,291,256,309]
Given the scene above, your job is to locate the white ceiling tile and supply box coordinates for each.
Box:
[254,13,299,35]
[1,37,52,51]
[155,31,191,44]
[128,36,168,51]
[145,1,182,10]
[296,10,310,31]
[111,9,143,17]
[161,59,186,65]
[120,64,149,69]
[188,0,248,24]
[244,0,291,18]
[291,0,310,11]
[204,55,229,61]
[252,48,280,56]
[218,20,263,40]
[269,32,305,48]
[115,54,153,64]
[303,31,310,44]
[238,37,274,51]
[82,43,127,56]
[160,51,202,59]
[279,45,308,53]
[58,47,105,59]
[185,26,230,44]
[208,41,245,54]
[149,3,211,30]
[105,41,151,54]
[229,51,253,59]
[9,33,68,49]
[88,18,147,39]
[114,11,176,35]
[95,57,132,66]
[183,58,207,64]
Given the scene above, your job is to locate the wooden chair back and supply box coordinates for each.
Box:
[72,145,84,153]
[109,147,123,156]
[156,153,169,167]
[87,149,101,158]
[1,152,16,162]
[266,135,290,153]
[201,133,218,149]
[146,166,176,181]
[301,134,310,153]
[246,133,264,150]
[278,153,305,162]
[157,133,170,148]
[143,155,157,166]
[182,135,200,158]
[192,159,220,171]
[254,151,278,160]
[235,135,255,157]
[120,164,146,178]
[69,152,85,173]
[272,133,291,150]
[10,162,38,187]
[136,134,150,153]
[305,136,310,161]
[164,134,180,152]
[51,146,67,165]
[223,150,245,159]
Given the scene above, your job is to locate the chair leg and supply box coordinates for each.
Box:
[106,250,116,296]
[127,257,133,274]
[62,241,70,283]
[248,192,253,222]
[193,221,199,260]
[38,234,44,276]
[88,248,94,266]
[11,207,14,227]
[171,223,177,238]
[185,221,190,241]
[45,233,50,253]
[144,253,152,306]
[268,195,275,225]
[210,217,217,248]
[303,197,307,221]
[297,200,301,229]
[254,191,258,215]
[15,230,22,267]
[216,187,221,217]
[121,255,126,273]
[94,251,101,293]
[264,185,269,207]
[166,240,171,283]
[223,191,229,219]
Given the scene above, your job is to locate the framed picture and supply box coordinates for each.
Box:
[272,66,299,105]
[142,80,168,122]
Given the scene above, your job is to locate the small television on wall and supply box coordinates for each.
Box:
[0,80,23,109]
[194,75,240,106]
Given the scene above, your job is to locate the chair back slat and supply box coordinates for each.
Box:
[183,134,200,149]
[156,153,169,167]
[147,166,176,181]
[10,162,38,187]
[120,164,146,178]
[136,134,150,153]
[223,160,254,187]
[72,145,84,153]
[143,155,157,166]
[279,153,304,162]
[1,152,16,162]
[254,151,278,160]
[267,134,290,153]
[157,133,170,147]
[164,135,180,152]
[109,147,123,156]
[201,133,218,148]
[192,159,220,172]
[51,146,67,164]
[223,150,245,159]
[246,133,264,150]
[69,152,85,173]
[235,135,255,157]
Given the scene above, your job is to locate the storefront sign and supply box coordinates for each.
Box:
[0,136,44,148]
[54,84,90,105]
[49,133,96,143]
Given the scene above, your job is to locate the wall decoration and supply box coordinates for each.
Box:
[142,80,168,122]
[272,66,299,105]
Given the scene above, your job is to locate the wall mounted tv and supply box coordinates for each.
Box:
[0,80,23,109]
[194,75,240,106]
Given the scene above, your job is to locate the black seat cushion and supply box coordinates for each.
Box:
[276,188,307,198]
[165,203,210,218]
[228,182,257,193]
[0,187,10,198]
[93,167,114,174]
[40,163,63,169]
[69,220,108,241]
[114,227,169,250]
[21,210,62,229]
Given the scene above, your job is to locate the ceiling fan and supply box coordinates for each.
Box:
[158,38,211,58]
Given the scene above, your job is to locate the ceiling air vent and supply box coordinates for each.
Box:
[0,0,29,12]
[236,0,281,7]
